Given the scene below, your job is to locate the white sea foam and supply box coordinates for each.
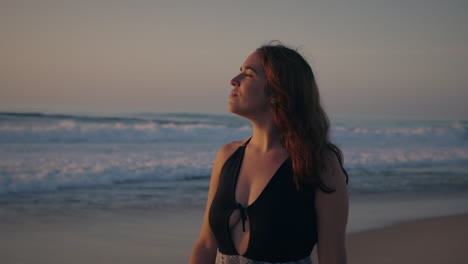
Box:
[0,143,218,194]
[0,112,467,195]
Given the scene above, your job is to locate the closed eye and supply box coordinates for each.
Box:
[240,66,256,78]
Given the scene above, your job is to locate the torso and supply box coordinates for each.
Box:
[209,137,318,262]
[231,139,290,254]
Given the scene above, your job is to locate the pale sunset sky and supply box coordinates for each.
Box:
[1,0,467,119]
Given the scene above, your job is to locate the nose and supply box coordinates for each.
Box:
[230,73,241,87]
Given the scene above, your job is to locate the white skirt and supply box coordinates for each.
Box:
[215,249,312,264]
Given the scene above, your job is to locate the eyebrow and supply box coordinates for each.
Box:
[240,66,258,74]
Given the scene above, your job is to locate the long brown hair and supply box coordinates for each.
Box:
[257,42,349,193]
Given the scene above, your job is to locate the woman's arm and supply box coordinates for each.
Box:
[315,151,349,264]
[189,143,236,264]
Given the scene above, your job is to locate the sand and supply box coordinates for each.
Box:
[1,208,467,264]
[0,209,202,263]
[345,214,468,264]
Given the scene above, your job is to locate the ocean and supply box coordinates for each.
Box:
[1,111,467,218]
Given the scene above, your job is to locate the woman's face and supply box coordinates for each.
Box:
[228,51,269,116]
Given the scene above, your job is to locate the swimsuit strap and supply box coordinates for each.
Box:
[241,137,252,147]
[237,136,251,233]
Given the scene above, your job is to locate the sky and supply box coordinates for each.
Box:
[1,0,467,119]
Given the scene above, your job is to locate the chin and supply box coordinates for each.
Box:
[228,105,242,116]
[227,102,237,114]
[228,106,250,119]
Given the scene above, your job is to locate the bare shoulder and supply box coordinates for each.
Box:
[320,149,347,190]
[217,140,241,158]
[212,138,249,173]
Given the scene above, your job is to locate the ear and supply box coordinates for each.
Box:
[270,97,277,104]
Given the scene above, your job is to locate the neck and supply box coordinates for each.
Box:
[245,111,282,152]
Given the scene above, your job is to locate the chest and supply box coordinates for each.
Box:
[234,150,289,207]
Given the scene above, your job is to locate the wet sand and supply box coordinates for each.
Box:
[346,214,468,264]
[1,211,467,263]
[2,191,468,264]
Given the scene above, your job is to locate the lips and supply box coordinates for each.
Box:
[229,91,238,97]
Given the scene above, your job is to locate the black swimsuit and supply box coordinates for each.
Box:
[209,138,318,262]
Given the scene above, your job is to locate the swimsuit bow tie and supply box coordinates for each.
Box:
[236,203,248,232]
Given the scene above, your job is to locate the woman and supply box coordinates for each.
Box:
[189,43,349,264]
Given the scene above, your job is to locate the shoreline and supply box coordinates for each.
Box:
[2,191,468,263]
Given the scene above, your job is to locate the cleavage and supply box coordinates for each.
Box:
[228,149,288,255]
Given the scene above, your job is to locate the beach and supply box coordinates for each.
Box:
[345,214,468,264]
[2,191,468,264]
[1,112,467,263]
[2,0,468,260]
